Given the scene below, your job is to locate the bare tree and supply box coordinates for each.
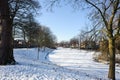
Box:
[85,1,119,79]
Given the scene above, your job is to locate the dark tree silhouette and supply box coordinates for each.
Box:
[0,0,15,65]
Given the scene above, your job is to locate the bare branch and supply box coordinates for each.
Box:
[114,15,120,38]
[108,0,119,32]
[85,0,108,30]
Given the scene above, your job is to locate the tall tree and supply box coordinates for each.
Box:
[0,0,15,65]
[0,0,40,65]
[85,1,119,79]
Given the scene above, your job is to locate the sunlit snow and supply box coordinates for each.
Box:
[0,47,120,80]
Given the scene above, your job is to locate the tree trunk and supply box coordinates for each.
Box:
[108,37,115,80]
[0,0,15,65]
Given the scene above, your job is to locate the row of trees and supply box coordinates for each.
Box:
[13,13,57,49]
[58,26,103,49]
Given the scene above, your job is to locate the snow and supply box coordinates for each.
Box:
[49,48,120,79]
[0,47,120,80]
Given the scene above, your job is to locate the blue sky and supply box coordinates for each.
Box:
[36,4,90,42]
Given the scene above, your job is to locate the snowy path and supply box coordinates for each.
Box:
[0,48,120,80]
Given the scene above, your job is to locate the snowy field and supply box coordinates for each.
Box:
[0,47,120,80]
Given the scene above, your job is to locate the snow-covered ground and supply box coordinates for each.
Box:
[0,47,120,80]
